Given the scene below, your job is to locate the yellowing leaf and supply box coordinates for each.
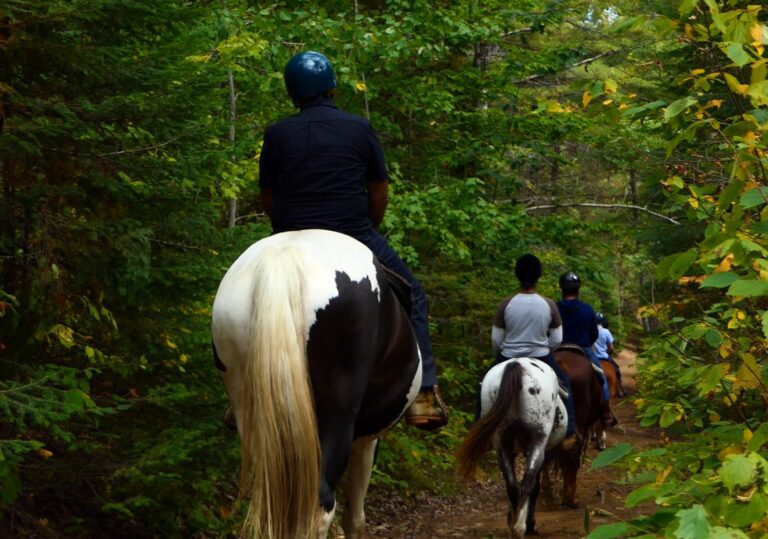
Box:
[604,79,618,94]
[179,354,189,363]
[724,72,749,96]
[582,90,592,107]
[628,92,638,98]
[707,99,724,108]
[38,449,53,459]
[655,466,673,485]
[355,81,367,92]
[602,99,613,105]
[716,253,734,273]
[743,429,753,443]
[619,103,629,110]
[691,68,706,75]
[717,445,743,460]
[751,23,768,45]
[734,353,760,390]
[165,338,178,350]
[689,197,700,209]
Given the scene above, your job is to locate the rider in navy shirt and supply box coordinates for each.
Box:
[556,271,617,428]
[259,51,447,431]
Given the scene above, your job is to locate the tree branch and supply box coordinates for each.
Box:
[526,202,681,225]
[513,49,621,86]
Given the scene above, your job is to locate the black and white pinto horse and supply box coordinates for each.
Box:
[456,358,566,538]
[212,230,422,538]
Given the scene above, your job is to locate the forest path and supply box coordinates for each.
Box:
[357,349,659,538]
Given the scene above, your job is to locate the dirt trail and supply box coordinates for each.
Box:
[360,349,660,538]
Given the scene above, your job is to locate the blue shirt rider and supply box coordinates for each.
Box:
[556,271,617,428]
[258,51,447,431]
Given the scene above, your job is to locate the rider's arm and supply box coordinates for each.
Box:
[260,187,274,218]
[547,325,562,349]
[546,298,563,349]
[367,180,388,228]
[491,325,504,355]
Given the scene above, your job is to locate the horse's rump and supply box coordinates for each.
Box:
[212,229,421,537]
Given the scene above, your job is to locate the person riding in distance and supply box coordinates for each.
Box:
[556,272,617,428]
[595,313,626,398]
[258,51,447,431]
[488,254,578,450]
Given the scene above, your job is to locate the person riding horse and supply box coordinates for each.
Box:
[484,254,578,450]
[595,312,626,397]
[258,51,446,430]
[556,271,617,428]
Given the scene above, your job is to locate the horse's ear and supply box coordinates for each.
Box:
[379,263,413,315]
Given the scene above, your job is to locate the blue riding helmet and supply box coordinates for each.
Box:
[284,51,337,104]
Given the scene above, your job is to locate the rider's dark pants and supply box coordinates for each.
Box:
[474,352,576,437]
[357,229,436,389]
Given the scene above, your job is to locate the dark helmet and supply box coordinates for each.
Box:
[559,271,581,293]
[596,312,606,325]
[515,254,542,288]
[284,51,337,104]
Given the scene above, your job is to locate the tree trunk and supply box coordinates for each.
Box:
[227,68,237,228]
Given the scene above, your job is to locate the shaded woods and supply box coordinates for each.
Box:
[1,1,767,537]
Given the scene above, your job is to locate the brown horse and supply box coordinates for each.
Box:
[553,348,604,507]
[592,360,619,450]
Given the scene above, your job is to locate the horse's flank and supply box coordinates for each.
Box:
[240,243,321,539]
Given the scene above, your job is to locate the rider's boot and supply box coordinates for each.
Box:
[406,385,448,431]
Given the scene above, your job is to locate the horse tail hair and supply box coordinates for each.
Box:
[456,361,524,483]
[239,244,320,539]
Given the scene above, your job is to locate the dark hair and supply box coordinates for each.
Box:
[515,254,542,288]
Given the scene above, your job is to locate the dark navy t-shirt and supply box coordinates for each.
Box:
[258,97,388,239]
[556,298,599,347]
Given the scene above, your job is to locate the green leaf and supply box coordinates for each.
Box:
[675,505,710,538]
[625,483,659,508]
[669,249,698,280]
[664,97,698,121]
[718,180,745,210]
[739,187,768,209]
[704,330,722,348]
[591,443,633,469]
[726,279,768,297]
[723,43,751,67]
[719,454,757,491]
[679,0,698,16]
[700,272,738,288]
[587,522,632,539]
[747,422,768,451]
[708,526,749,539]
[762,311,768,338]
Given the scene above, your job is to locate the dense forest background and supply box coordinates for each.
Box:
[1,0,767,537]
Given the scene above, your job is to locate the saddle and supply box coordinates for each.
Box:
[555,343,585,356]
[379,261,413,315]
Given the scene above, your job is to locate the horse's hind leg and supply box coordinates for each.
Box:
[341,438,377,538]
[497,432,523,539]
[520,436,546,535]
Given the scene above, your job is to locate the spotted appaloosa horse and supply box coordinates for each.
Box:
[212,229,422,538]
[456,358,566,538]
[553,348,604,507]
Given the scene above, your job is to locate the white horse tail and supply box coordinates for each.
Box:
[456,361,524,482]
[240,244,321,539]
